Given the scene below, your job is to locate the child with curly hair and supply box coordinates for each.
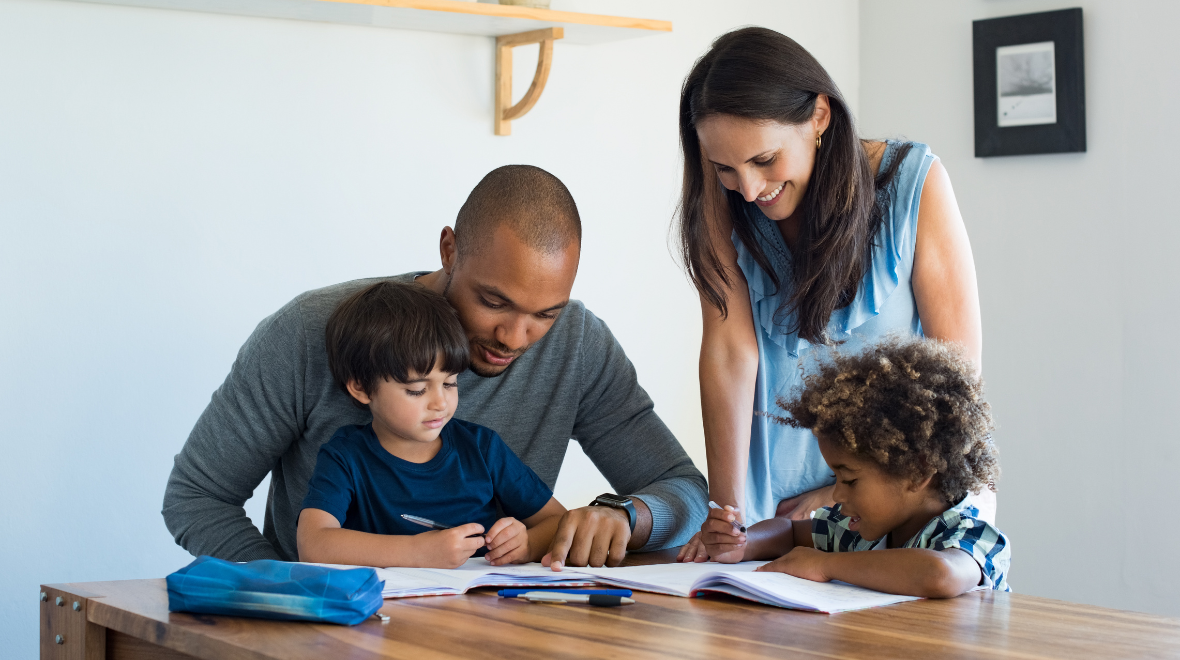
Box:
[700,336,1010,596]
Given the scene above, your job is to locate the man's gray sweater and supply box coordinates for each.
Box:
[162,273,708,561]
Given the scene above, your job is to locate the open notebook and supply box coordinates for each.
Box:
[317,560,595,598]
[573,561,921,613]
[321,559,920,612]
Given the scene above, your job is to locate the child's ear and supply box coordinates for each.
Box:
[345,379,372,405]
[908,472,936,494]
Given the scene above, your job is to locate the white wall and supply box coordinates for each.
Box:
[859,0,1180,617]
[0,0,859,655]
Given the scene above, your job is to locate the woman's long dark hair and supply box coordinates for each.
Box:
[677,27,908,344]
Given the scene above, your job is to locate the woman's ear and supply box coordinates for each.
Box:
[812,93,832,137]
[345,379,372,405]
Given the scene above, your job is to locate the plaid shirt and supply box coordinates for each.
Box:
[811,496,1012,591]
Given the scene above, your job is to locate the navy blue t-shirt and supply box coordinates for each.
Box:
[300,418,553,541]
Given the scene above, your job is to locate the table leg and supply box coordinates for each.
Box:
[40,584,105,660]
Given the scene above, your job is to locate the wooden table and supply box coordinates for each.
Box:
[40,550,1180,659]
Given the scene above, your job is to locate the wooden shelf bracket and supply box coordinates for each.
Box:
[495,27,564,136]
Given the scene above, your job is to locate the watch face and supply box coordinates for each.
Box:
[595,494,630,506]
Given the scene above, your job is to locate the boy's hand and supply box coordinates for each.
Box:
[419,523,486,568]
[484,517,529,565]
[700,505,747,564]
[755,547,830,582]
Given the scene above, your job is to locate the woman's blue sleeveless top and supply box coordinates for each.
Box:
[732,141,936,524]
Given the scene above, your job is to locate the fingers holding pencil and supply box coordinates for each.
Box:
[707,501,746,533]
[702,502,748,564]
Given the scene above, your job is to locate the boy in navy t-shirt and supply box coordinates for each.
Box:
[297,282,566,569]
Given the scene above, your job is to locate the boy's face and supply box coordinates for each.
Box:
[816,435,931,543]
[348,367,458,445]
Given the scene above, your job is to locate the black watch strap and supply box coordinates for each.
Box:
[590,493,637,533]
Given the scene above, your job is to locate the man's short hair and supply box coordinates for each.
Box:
[454,165,581,259]
[325,282,470,402]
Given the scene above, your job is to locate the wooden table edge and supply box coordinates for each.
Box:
[42,580,263,660]
[39,555,1180,660]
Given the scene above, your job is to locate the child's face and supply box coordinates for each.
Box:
[816,435,931,543]
[351,367,458,445]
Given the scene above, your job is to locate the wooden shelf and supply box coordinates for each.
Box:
[67,0,671,134]
[68,0,672,44]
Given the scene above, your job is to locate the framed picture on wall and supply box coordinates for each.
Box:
[973,8,1085,157]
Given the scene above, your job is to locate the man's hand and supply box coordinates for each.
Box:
[541,506,630,570]
[484,518,529,566]
[418,523,486,569]
[755,547,831,582]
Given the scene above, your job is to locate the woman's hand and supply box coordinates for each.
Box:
[775,484,836,520]
[677,506,751,563]
[700,505,747,564]
[675,532,709,562]
[755,547,831,583]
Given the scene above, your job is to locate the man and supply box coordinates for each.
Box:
[163,165,707,568]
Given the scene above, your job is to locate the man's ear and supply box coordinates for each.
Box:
[345,379,372,406]
[439,226,458,275]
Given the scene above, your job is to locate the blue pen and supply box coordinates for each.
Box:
[498,588,633,598]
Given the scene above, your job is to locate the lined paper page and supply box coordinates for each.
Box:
[575,561,763,596]
[704,571,921,612]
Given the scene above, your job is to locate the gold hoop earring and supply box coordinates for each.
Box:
[816,134,823,149]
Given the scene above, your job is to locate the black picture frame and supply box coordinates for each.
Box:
[973,8,1086,157]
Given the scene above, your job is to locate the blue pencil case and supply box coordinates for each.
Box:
[166,556,385,626]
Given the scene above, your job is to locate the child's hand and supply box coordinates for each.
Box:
[755,547,830,582]
[700,505,747,564]
[419,523,486,568]
[484,517,529,565]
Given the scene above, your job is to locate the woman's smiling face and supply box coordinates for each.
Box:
[694,104,829,223]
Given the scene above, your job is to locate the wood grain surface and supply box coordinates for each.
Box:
[43,550,1180,660]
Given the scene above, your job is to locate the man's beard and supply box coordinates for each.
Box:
[467,338,527,378]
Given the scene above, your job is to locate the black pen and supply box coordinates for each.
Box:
[518,591,635,607]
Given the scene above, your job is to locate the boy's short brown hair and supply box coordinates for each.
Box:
[775,336,998,505]
[325,282,469,402]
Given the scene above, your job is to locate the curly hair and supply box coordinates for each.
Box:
[772,336,998,505]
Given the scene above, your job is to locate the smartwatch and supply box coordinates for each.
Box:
[589,493,637,533]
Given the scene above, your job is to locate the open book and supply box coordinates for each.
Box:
[343,560,596,598]
[323,559,920,612]
[574,561,922,613]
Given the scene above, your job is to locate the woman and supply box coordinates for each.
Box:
[675,27,989,562]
